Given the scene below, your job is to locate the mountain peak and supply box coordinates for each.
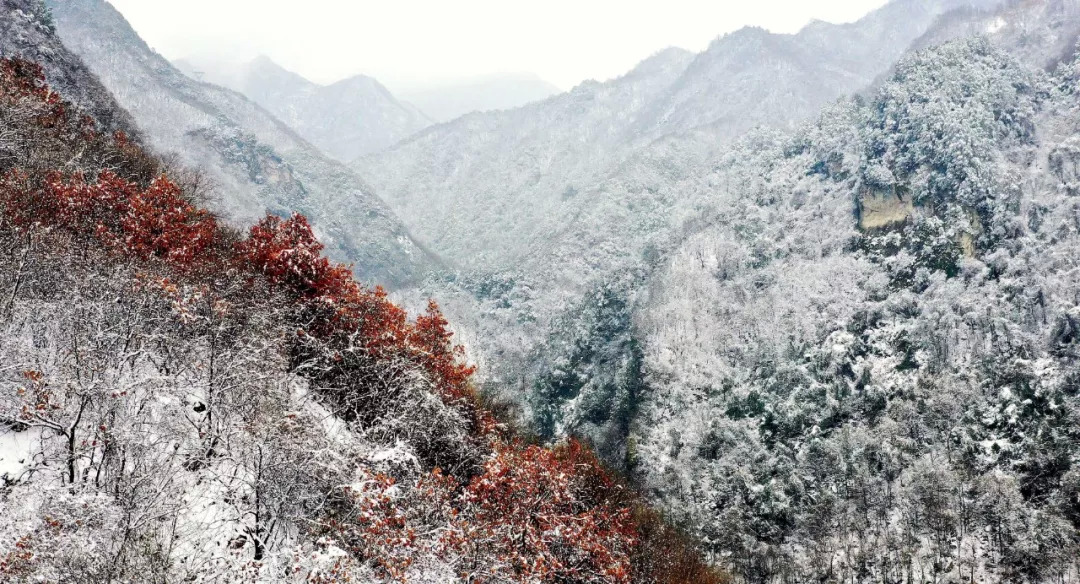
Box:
[248,54,277,68]
[237,55,314,91]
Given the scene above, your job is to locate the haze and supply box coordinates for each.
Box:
[107,0,889,91]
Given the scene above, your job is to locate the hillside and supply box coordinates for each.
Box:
[358,0,1026,437]
[361,1,1080,579]
[11,0,1080,580]
[351,1,1015,401]
[177,56,433,162]
[0,0,136,136]
[0,55,722,584]
[44,0,437,289]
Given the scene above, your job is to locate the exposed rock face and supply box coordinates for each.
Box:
[858,187,915,230]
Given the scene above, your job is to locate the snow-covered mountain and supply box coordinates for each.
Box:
[397,73,562,123]
[357,2,1080,577]
[357,0,1005,278]
[176,56,433,161]
[910,0,1080,68]
[629,32,1080,583]
[11,0,1080,579]
[355,0,1017,409]
[637,0,1006,140]
[0,16,720,578]
[358,47,696,274]
[45,0,438,288]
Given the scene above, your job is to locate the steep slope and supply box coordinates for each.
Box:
[367,0,1025,432]
[910,0,1080,69]
[45,0,436,288]
[399,73,562,123]
[179,56,433,162]
[484,9,1080,572]
[0,0,136,135]
[640,0,1006,140]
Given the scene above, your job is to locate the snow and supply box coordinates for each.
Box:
[0,425,42,482]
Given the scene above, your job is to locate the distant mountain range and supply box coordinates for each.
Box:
[175,57,564,155]
[356,0,1008,281]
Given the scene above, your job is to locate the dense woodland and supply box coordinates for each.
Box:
[628,38,1080,582]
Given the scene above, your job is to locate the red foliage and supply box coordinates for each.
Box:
[121,175,218,270]
[46,171,134,231]
[236,214,412,344]
[236,213,353,301]
[332,443,636,584]
[410,301,476,403]
[448,441,636,583]
[336,471,428,581]
[234,214,479,411]
[1,170,218,274]
[0,59,78,151]
[0,59,53,102]
[0,535,36,579]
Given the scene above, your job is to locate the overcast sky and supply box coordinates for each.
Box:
[106,0,890,91]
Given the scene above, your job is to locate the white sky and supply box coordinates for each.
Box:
[106,0,890,91]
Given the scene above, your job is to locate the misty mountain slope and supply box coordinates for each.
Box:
[0,0,137,136]
[910,0,1080,69]
[639,0,1006,140]
[399,73,562,123]
[179,56,433,162]
[588,0,1072,297]
[0,52,723,584]
[45,0,437,288]
[357,47,696,271]
[380,0,1023,392]
[501,1,1080,577]
[353,0,1048,451]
